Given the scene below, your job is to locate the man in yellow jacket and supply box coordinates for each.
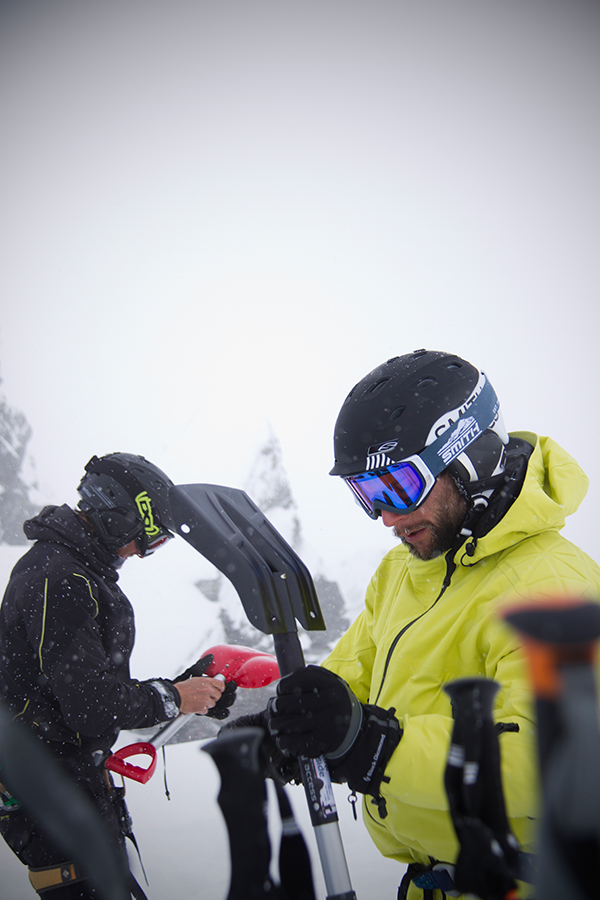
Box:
[267,350,600,898]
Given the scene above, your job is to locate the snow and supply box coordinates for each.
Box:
[0,737,402,899]
[0,534,404,899]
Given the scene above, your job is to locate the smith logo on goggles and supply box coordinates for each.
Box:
[345,377,500,518]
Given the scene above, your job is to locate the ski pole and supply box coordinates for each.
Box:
[444,677,520,900]
[503,598,600,900]
[0,707,131,900]
[204,725,318,900]
[203,727,301,900]
[106,644,280,784]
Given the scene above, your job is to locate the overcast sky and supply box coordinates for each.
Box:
[2,0,599,576]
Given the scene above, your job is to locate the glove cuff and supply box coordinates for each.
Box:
[325,690,364,761]
[326,705,402,817]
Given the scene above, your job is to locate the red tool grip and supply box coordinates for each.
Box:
[105,645,280,783]
[203,644,280,687]
[105,742,157,784]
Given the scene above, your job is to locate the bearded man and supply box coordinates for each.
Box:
[263,350,600,899]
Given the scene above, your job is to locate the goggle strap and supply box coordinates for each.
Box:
[418,377,500,479]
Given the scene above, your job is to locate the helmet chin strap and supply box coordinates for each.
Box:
[449,471,508,548]
[452,439,533,552]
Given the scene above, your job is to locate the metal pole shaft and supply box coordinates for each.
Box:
[273,633,357,900]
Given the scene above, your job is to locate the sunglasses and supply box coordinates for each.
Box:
[344,375,500,519]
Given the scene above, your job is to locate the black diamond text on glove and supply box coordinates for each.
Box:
[267,666,402,817]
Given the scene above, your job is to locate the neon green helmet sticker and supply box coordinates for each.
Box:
[135,491,161,537]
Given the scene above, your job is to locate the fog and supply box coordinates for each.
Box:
[1,0,599,896]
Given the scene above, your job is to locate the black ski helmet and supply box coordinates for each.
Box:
[77,453,175,556]
[330,350,508,507]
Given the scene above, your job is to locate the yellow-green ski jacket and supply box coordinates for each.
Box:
[323,433,600,881]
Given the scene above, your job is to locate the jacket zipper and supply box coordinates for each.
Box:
[373,550,457,706]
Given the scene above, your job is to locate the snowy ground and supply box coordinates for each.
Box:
[0,543,405,899]
[0,735,404,899]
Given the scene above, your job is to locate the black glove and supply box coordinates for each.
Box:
[219,711,301,784]
[267,665,362,758]
[173,653,238,721]
[205,680,237,720]
[173,653,214,682]
[268,666,402,816]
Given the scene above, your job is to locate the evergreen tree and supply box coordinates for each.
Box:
[0,381,38,544]
[196,428,349,662]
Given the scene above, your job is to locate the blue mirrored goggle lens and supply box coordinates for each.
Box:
[346,462,426,515]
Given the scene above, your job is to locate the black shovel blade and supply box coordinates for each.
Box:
[169,483,325,635]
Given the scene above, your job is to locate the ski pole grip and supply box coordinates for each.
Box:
[444,677,499,724]
[105,742,157,784]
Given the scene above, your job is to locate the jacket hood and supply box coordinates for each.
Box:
[467,433,589,564]
[23,504,121,581]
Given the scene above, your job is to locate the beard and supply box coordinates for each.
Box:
[392,476,469,561]
[393,517,463,560]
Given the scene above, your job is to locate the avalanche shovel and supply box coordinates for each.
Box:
[168,482,357,900]
[106,644,280,784]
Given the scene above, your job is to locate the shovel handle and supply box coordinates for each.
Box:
[105,742,157,784]
[106,643,280,782]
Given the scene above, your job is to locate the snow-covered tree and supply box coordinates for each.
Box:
[194,427,349,662]
[0,382,38,544]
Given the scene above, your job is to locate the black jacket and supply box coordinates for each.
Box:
[0,505,180,757]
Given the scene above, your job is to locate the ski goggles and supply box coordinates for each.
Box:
[345,457,436,518]
[137,525,174,557]
[344,376,500,519]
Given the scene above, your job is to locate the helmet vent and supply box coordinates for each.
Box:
[415,376,437,389]
[445,362,463,370]
[389,406,405,421]
[366,378,389,397]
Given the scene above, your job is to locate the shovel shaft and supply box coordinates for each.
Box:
[150,713,195,750]
[273,633,357,900]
